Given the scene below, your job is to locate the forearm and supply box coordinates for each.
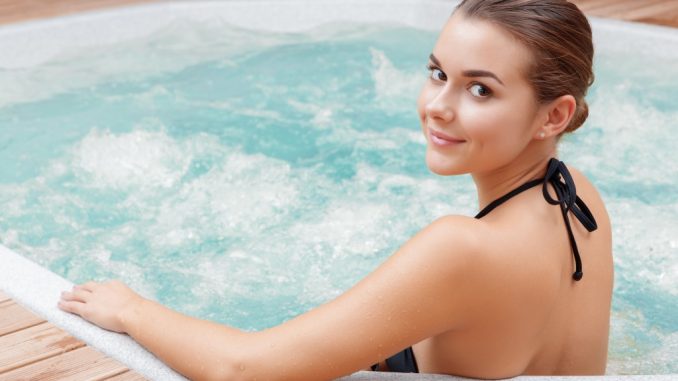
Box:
[122,298,249,381]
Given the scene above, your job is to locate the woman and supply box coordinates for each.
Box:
[58,0,613,379]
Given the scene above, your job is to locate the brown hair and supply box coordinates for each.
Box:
[454,0,594,134]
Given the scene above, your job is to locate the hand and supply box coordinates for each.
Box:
[58,280,145,333]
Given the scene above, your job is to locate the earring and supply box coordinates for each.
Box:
[538,132,546,139]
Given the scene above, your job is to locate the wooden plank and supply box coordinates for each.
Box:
[0,0,160,25]
[613,1,678,20]
[0,322,85,373]
[594,0,668,16]
[569,0,678,27]
[104,370,148,381]
[0,346,128,381]
[585,0,639,11]
[0,301,45,337]
[1,0,677,28]
[569,0,659,14]
[570,0,626,12]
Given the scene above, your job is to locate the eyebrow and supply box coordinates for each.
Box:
[429,53,505,86]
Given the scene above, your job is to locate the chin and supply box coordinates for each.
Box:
[427,164,464,176]
[425,151,466,176]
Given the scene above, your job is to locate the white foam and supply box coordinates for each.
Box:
[571,85,678,185]
[607,199,678,297]
[608,308,678,374]
[320,125,426,152]
[371,48,426,109]
[75,126,191,190]
[287,99,336,129]
[146,150,300,251]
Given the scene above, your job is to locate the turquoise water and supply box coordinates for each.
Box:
[0,21,676,374]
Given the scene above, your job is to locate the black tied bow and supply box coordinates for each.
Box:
[475,158,599,281]
[542,158,598,281]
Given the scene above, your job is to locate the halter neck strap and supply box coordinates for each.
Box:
[474,158,598,281]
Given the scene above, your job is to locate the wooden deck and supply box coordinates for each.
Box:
[0,0,161,25]
[0,290,147,381]
[0,0,676,28]
[569,0,678,28]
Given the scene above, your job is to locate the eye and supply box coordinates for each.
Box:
[469,83,492,98]
[426,64,447,82]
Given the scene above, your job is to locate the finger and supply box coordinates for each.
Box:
[61,289,91,303]
[72,285,92,293]
[79,281,99,291]
[57,300,85,316]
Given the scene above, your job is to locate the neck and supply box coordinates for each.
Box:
[472,148,556,211]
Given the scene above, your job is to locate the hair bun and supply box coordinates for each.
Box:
[566,100,589,133]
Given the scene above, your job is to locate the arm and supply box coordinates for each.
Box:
[59,215,483,381]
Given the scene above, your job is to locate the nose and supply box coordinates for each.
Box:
[425,90,455,123]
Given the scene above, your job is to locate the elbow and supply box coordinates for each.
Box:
[203,358,247,381]
[205,332,285,381]
[205,351,262,381]
[202,366,239,381]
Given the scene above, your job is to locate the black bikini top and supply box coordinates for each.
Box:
[474,158,598,281]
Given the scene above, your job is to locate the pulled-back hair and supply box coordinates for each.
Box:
[454,0,594,134]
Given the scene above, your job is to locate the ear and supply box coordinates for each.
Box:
[534,95,576,139]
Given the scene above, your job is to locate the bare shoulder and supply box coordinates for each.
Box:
[565,164,603,203]
[419,214,539,294]
[424,214,524,270]
[409,214,511,274]
[565,164,612,230]
[384,214,489,284]
[423,214,487,249]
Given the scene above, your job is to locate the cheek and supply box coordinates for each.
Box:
[417,86,428,127]
[417,84,433,126]
[461,101,527,151]
[459,101,504,138]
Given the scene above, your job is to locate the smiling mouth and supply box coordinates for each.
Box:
[428,129,465,146]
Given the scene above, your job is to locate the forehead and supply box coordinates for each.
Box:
[433,13,533,85]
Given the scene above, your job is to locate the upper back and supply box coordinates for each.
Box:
[414,165,613,377]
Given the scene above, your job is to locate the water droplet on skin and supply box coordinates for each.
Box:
[239,364,246,371]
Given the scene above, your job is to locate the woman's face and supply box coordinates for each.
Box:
[417,13,543,176]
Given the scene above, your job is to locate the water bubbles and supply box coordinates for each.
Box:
[74,126,190,191]
[370,48,424,109]
[1,20,676,373]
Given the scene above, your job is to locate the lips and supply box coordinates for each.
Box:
[428,128,465,146]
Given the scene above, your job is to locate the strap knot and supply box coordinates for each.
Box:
[542,158,598,280]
